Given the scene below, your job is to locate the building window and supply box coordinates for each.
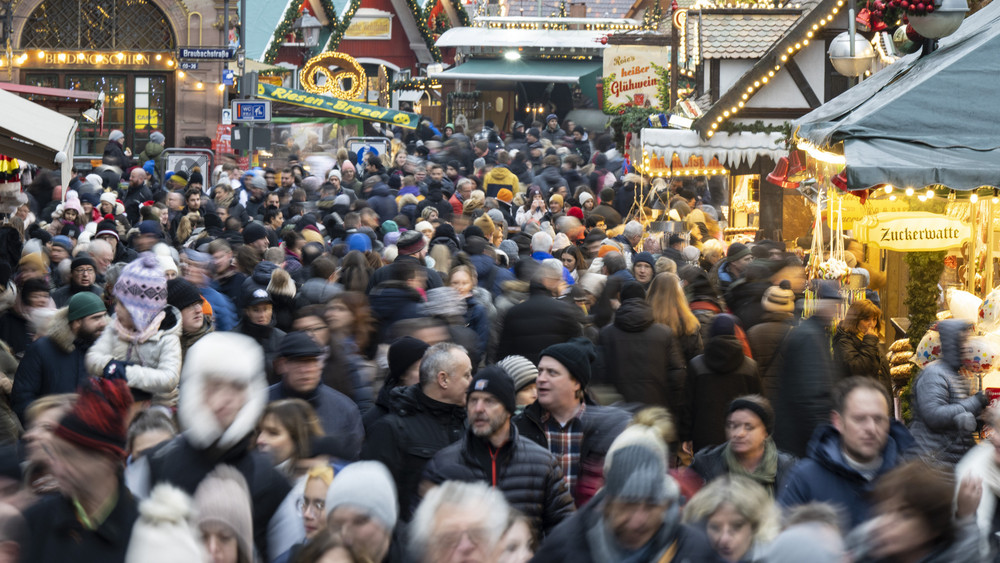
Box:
[21,0,176,50]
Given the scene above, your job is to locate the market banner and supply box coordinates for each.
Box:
[256,83,420,129]
[853,212,970,252]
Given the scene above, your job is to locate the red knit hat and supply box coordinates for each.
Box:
[54,377,134,459]
[567,206,584,221]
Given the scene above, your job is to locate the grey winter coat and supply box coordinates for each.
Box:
[909,319,987,466]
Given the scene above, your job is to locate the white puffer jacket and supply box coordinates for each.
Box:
[85,305,183,397]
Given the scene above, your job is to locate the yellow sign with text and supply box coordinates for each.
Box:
[854,212,970,252]
[344,17,392,39]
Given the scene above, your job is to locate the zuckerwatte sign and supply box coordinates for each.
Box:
[602,45,669,108]
[853,212,970,252]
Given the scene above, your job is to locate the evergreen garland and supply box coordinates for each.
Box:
[263,0,306,64]
[327,0,363,51]
[404,0,443,61]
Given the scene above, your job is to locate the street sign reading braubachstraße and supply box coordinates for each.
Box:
[178,48,236,60]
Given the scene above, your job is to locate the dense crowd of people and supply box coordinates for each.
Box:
[0,117,993,563]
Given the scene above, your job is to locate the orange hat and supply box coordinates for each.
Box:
[496,189,514,203]
[598,244,620,258]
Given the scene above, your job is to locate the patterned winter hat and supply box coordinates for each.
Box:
[114,252,168,333]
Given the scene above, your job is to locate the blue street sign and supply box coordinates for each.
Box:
[180,62,199,71]
[178,47,235,60]
[222,69,235,86]
[231,99,271,123]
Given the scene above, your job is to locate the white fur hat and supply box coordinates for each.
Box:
[178,332,268,449]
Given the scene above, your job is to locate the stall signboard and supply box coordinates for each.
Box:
[602,45,669,109]
[257,83,420,129]
[853,212,970,252]
[344,11,393,40]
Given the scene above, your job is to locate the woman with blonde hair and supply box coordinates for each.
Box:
[683,475,781,562]
[647,272,704,362]
[833,298,892,393]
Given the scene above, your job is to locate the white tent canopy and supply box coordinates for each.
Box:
[435,27,609,50]
[0,86,77,187]
[641,129,785,169]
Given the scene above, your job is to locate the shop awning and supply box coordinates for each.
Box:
[257,83,420,129]
[430,59,601,84]
[396,90,424,103]
[435,27,610,51]
[641,129,785,169]
[0,86,77,186]
[793,0,1000,190]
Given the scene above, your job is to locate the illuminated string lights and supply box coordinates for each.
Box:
[703,0,846,137]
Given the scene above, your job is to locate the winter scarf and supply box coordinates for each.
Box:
[115,310,165,347]
[723,437,780,493]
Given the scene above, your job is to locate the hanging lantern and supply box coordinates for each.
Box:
[909,0,968,38]
[766,157,801,189]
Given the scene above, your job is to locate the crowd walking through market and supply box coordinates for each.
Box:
[0,117,995,563]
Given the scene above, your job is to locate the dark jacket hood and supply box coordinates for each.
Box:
[613,298,653,332]
[703,335,747,372]
[372,183,391,198]
[252,260,279,285]
[937,318,971,370]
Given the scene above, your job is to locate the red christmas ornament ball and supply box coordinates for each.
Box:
[905,23,923,41]
[600,36,608,44]
[926,4,934,11]
[916,3,925,9]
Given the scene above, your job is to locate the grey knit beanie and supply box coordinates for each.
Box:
[603,444,676,504]
[193,466,253,563]
[499,239,519,265]
[325,461,398,530]
[497,355,538,392]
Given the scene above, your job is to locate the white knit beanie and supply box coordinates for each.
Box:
[125,485,204,563]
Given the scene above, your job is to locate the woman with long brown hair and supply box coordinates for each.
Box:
[647,272,704,362]
[256,398,325,480]
[326,291,375,359]
[833,298,891,393]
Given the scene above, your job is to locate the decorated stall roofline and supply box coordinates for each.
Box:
[694,0,846,138]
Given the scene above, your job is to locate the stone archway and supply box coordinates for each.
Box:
[13,0,185,51]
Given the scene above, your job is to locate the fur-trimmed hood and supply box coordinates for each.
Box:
[178,331,268,450]
[45,307,79,353]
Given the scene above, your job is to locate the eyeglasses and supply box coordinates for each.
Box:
[296,497,325,515]
[74,267,95,274]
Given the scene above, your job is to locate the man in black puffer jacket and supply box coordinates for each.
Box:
[360,342,471,520]
[421,367,575,535]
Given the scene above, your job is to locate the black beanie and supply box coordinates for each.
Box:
[387,336,430,385]
[728,397,775,435]
[243,222,268,245]
[467,365,516,414]
[620,281,646,301]
[167,278,203,311]
[540,337,597,388]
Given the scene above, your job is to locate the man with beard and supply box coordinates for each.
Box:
[12,292,107,422]
[420,366,574,535]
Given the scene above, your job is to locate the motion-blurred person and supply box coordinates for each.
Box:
[682,475,781,562]
[409,481,511,563]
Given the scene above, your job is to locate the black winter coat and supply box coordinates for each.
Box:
[530,490,718,563]
[496,283,584,366]
[685,335,760,451]
[234,320,286,385]
[725,279,771,330]
[143,434,291,557]
[773,315,836,458]
[360,385,466,519]
[368,281,425,344]
[832,325,892,394]
[597,298,687,421]
[422,425,575,534]
[366,255,444,292]
[22,481,138,563]
[515,400,630,506]
[689,442,798,494]
[746,311,794,404]
[11,308,93,422]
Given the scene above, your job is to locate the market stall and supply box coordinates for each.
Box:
[638,129,786,238]
[0,85,77,188]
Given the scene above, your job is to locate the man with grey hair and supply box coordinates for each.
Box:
[449,177,475,215]
[87,238,115,283]
[531,427,716,561]
[361,342,472,519]
[530,231,575,286]
[409,481,511,563]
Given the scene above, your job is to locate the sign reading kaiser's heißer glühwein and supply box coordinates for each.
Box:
[602,44,669,109]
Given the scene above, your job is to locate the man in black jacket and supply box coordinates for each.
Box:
[367,230,443,291]
[495,261,584,365]
[421,366,575,535]
[12,292,106,422]
[360,342,472,519]
[22,377,137,563]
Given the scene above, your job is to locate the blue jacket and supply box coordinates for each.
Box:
[367,183,398,224]
[778,421,915,530]
[469,253,514,296]
[268,382,364,461]
[200,285,237,332]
